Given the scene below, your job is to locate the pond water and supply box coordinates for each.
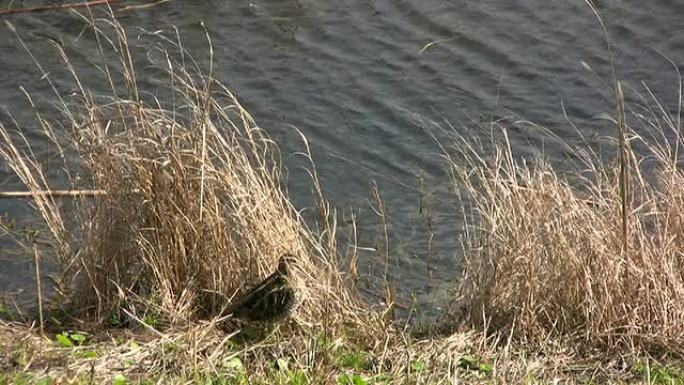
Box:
[1,0,683,312]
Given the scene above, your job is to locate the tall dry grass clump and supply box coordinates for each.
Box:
[0,14,372,334]
[448,87,684,357]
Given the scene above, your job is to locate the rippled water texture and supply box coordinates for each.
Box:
[1,0,683,309]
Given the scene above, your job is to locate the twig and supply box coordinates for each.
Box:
[0,0,121,16]
[616,81,629,253]
[118,0,169,12]
[0,189,107,198]
[33,242,44,338]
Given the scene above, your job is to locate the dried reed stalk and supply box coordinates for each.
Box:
[33,243,44,338]
[0,189,107,198]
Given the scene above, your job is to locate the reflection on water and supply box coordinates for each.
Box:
[0,0,682,311]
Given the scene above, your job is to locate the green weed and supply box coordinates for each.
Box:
[338,373,370,385]
[338,351,373,371]
[112,374,129,385]
[55,331,87,348]
[634,361,684,385]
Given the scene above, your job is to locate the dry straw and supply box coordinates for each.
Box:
[0,10,443,383]
[0,11,375,334]
[445,77,684,357]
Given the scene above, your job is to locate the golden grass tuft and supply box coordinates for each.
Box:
[447,90,684,357]
[0,11,412,383]
[0,12,374,336]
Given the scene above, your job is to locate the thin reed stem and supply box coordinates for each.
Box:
[0,189,107,198]
[616,81,629,254]
[33,243,44,338]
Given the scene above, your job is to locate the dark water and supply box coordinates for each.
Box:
[1,0,683,311]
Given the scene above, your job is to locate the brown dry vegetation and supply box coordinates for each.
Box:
[1,11,374,330]
[446,86,684,360]
[0,11,371,381]
[0,8,683,385]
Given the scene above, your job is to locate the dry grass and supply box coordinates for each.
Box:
[0,10,543,383]
[0,10,399,383]
[0,7,683,385]
[1,11,374,332]
[445,81,684,359]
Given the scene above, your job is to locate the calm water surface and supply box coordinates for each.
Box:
[1,0,683,311]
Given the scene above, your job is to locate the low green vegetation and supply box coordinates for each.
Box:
[55,331,87,348]
[338,351,374,371]
[458,355,492,375]
[633,360,684,385]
